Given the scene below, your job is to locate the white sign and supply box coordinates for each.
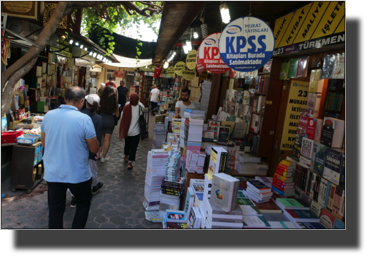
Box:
[219,17,274,72]
[198,32,230,74]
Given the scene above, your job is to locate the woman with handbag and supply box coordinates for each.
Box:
[98,86,119,163]
[119,93,145,170]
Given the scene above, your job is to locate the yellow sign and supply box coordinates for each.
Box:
[166,66,175,78]
[182,67,196,81]
[275,1,345,48]
[174,61,186,76]
[186,50,197,70]
[2,1,38,19]
[199,69,208,81]
[279,80,309,150]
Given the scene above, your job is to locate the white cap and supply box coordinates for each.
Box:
[85,94,100,105]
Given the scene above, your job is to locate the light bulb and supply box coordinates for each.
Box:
[69,39,73,44]
[164,62,169,69]
[220,3,230,24]
[193,32,199,39]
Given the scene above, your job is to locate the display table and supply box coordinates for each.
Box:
[11,142,44,193]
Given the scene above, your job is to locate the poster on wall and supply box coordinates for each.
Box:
[198,32,230,74]
[279,80,309,150]
[219,16,275,72]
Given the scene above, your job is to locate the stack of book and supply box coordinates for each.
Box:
[159,191,181,218]
[262,212,297,229]
[184,109,206,120]
[143,149,169,211]
[190,179,205,207]
[209,173,240,213]
[171,118,182,134]
[272,160,296,197]
[186,150,206,174]
[234,152,261,175]
[243,180,273,203]
[162,186,196,229]
[202,198,244,229]
[164,151,181,183]
[152,124,167,149]
[200,80,211,114]
[184,118,204,143]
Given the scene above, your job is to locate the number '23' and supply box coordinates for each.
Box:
[298,90,308,97]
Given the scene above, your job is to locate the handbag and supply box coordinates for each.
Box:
[139,105,148,140]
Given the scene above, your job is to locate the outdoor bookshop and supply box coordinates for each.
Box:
[143,2,345,229]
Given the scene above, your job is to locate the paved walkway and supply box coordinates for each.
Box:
[1,110,162,229]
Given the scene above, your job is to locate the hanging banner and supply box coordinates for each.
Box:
[279,80,309,150]
[186,49,197,70]
[174,61,186,76]
[199,69,208,81]
[154,65,163,78]
[198,32,230,74]
[196,52,205,74]
[182,67,196,81]
[219,17,275,72]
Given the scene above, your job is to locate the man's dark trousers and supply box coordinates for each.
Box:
[150,101,157,115]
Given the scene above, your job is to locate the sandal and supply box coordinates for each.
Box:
[124,155,129,163]
[127,161,133,170]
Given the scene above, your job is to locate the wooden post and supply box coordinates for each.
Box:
[206,73,222,121]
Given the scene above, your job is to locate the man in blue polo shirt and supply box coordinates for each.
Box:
[41,87,100,229]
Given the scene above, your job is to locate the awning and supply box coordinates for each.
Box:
[88,25,157,60]
[106,54,152,68]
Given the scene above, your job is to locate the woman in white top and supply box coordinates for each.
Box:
[119,93,144,169]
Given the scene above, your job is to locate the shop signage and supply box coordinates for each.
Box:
[50,47,72,58]
[219,17,275,72]
[174,61,186,76]
[182,67,196,81]
[279,80,309,150]
[186,49,197,70]
[199,69,208,81]
[274,1,345,49]
[198,32,230,74]
[113,71,125,78]
[166,66,175,78]
[1,1,38,20]
[196,52,205,74]
[154,65,163,78]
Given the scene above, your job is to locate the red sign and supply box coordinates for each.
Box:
[198,32,230,74]
[196,52,205,74]
[154,65,163,78]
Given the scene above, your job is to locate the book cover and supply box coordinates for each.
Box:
[291,134,303,162]
[323,148,342,185]
[296,222,327,229]
[318,178,329,206]
[321,54,335,79]
[296,56,309,78]
[239,205,262,216]
[242,215,271,228]
[327,182,337,211]
[284,209,320,223]
[332,186,344,218]
[275,198,306,210]
[247,180,272,193]
[309,69,322,93]
[339,153,345,188]
[209,173,239,212]
[287,58,299,79]
[333,218,345,229]
[252,199,282,213]
[319,208,336,229]
[298,192,312,208]
[312,175,321,201]
[274,173,293,183]
[218,126,230,143]
[279,62,290,80]
[313,143,328,177]
[294,164,304,188]
[321,117,345,148]
[310,200,324,218]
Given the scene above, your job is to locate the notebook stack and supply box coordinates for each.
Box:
[143,149,169,211]
[243,180,273,203]
[235,152,261,175]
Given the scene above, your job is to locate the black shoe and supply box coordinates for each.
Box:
[92,182,104,194]
[70,196,77,208]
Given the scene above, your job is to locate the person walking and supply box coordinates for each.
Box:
[116,80,129,125]
[97,83,105,98]
[119,93,144,170]
[41,86,99,229]
[98,86,119,163]
[149,84,160,116]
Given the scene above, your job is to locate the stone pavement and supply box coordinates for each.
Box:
[1,109,162,229]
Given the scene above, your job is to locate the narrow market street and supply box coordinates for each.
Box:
[1,110,162,229]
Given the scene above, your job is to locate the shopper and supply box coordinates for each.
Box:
[98,86,120,163]
[116,80,129,125]
[41,86,99,229]
[149,84,160,116]
[175,88,196,118]
[105,76,117,88]
[97,83,105,97]
[119,93,144,170]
